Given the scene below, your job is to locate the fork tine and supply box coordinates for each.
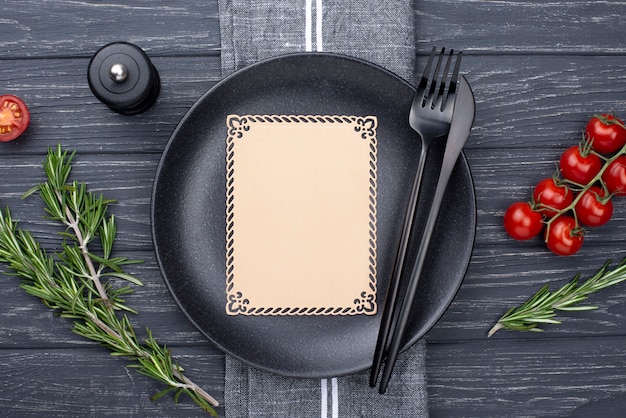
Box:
[431,49,463,112]
[424,48,446,109]
[433,49,454,110]
[445,51,463,107]
[416,46,437,96]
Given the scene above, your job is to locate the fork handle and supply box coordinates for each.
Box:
[378,143,459,393]
[369,140,430,387]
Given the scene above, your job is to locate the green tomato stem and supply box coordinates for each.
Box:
[542,140,626,242]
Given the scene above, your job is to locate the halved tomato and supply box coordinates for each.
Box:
[0,95,30,142]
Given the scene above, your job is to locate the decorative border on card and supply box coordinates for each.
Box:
[225,114,378,316]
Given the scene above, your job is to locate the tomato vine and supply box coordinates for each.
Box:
[504,113,626,256]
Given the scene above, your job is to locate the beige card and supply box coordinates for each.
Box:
[225,115,378,316]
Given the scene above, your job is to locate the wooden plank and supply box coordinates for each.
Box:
[2,337,626,417]
[0,55,625,157]
[1,0,219,58]
[0,346,225,417]
[428,246,626,341]
[0,251,209,348]
[0,57,220,155]
[456,56,626,150]
[2,1,626,58]
[2,243,626,348]
[414,0,626,54]
[2,148,626,250]
[427,337,626,417]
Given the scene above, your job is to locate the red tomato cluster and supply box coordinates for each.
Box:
[504,113,626,256]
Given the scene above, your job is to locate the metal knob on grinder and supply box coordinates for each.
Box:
[88,42,160,115]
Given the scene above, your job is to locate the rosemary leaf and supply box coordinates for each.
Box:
[0,145,219,415]
[489,258,626,337]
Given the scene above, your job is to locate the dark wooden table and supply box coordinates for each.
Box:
[2,1,626,416]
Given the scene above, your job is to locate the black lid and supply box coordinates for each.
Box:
[88,42,160,115]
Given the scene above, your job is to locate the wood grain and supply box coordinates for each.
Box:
[0,346,225,417]
[2,55,625,156]
[2,337,625,417]
[4,1,626,57]
[427,337,626,417]
[2,0,220,58]
[2,0,626,416]
[414,0,626,54]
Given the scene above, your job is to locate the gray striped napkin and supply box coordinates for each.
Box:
[219,0,415,82]
[225,340,427,417]
[218,0,427,416]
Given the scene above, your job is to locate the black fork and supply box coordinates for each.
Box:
[369,46,462,391]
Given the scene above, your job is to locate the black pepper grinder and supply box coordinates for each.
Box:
[88,42,160,115]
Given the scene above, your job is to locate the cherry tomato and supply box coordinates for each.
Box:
[0,95,30,142]
[574,186,613,227]
[586,114,626,154]
[602,155,626,196]
[533,178,574,217]
[504,201,544,240]
[545,216,583,256]
[559,145,602,185]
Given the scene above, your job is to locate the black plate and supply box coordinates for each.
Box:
[152,53,476,378]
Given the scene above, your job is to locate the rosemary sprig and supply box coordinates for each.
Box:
[0,145,218,415]
[488,257,626,337]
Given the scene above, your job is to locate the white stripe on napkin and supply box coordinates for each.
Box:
[305,0,324,51]
[305,0,312,51]
[331,377,338,417]
[320,378,339,418]
[316,0,323,51]
[321,378,328,417]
